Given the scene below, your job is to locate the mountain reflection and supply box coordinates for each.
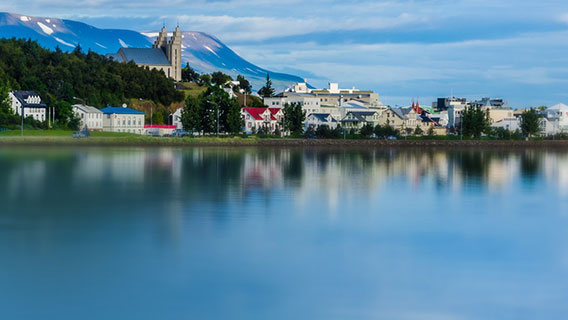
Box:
[1,147,567,214]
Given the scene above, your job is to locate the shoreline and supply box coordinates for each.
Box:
[1,136,568,149]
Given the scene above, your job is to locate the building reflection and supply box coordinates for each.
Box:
[1,147,566,214]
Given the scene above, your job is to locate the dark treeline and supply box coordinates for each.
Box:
[0,38,184,110]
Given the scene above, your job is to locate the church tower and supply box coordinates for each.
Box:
[150,25,182,82]
[167,25,182,82]
[153,26,168,49]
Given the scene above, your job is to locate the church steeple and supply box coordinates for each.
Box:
[154,25,168,49]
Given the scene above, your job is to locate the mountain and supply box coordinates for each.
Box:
[0,12,304,91]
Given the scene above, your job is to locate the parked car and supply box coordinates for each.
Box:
[169,129,190,137]
[72,129,90,138]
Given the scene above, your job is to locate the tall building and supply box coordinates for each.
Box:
[107,26,182,81]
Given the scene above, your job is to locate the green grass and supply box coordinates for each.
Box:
[0,129,141,137]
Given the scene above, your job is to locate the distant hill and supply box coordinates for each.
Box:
[0,12,304,91]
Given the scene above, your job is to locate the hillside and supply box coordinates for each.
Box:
[0,12,305,92]
[0,38,184,127]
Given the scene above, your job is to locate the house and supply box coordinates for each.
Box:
[242,107,283,133]
[172,107,183,129]
[101,106,145,134]
[492,118,521,132]
[144,125,176,136]
[377,107,407,130]
[72,104,103,131]
[106,26,182,81]
[543,103,568,133]
[305,113,339,131]
[340,111,379,130]
[8,91,48,122]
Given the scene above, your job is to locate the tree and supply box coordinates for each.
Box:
[181,95,202,133]
[258,73,275,98]
[282,102,305,135]
[520,108,541,139]
[211,71,232,87]
[427,125,434,136]
[414,126,423,136]
[315,125,331,138]
[360,123,374,137]
[374,124,385,137]
[237,75,251,94]
[181,63,200,82]
[223,95,244,134]
[198,74,212,87]
[461,105,491,138]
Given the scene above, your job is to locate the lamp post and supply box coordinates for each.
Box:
[20,104,24,137]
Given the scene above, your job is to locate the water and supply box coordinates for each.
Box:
[1,147,567,319]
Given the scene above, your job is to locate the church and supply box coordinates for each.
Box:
[107,26,182,81]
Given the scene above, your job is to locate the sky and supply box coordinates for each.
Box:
[4,0,568,107]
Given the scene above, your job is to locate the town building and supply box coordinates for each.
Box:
[101,106,145,134]
[492,118,521,132]
[542,103,568,133]
[304,113,339,131]
[340,111,380,131]
[107,26,182,81]
[242,107,283,134]
[72,104,103,131]
[172,107,183,129]
[285,82,382,107]
[432,97,467,112]
[8,91,48,122]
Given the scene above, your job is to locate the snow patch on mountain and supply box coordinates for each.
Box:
[118,39,128,48]
[54,37,75,47]
[20,16,30,22]
[204,45,220,58]
[37,22,54,35]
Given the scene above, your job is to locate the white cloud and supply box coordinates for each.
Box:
[175,13,426,42]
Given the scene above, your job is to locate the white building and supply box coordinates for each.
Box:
[172,107,183,129]
[8,91,47,122]
[543,103,568,133]
[242,107,283,134]
[492,118,521,132]
[72,104,103,131]
[264,94,322,112]
[101,106,145,134]
[305,113,339,131]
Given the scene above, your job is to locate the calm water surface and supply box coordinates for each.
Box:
[1,147,568,319]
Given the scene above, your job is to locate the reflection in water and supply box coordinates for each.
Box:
[1,147,568,320]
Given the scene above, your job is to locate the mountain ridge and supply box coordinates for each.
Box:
[0,12,304,91]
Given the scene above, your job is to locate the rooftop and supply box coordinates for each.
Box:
[108,48,171,66]
[100,107,145,115]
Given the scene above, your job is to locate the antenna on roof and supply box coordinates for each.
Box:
[163,20,166,28]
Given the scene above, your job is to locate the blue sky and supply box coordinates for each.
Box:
[4,0,568,107]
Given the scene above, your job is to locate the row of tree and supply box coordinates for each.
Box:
[0,38,185,128]
[181,86,243,134]
[459,105,542,139]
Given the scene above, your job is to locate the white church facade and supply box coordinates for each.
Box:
[107,26,182,81]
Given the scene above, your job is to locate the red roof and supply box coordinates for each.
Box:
[243,107,279,121]
[144,125,176,129]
